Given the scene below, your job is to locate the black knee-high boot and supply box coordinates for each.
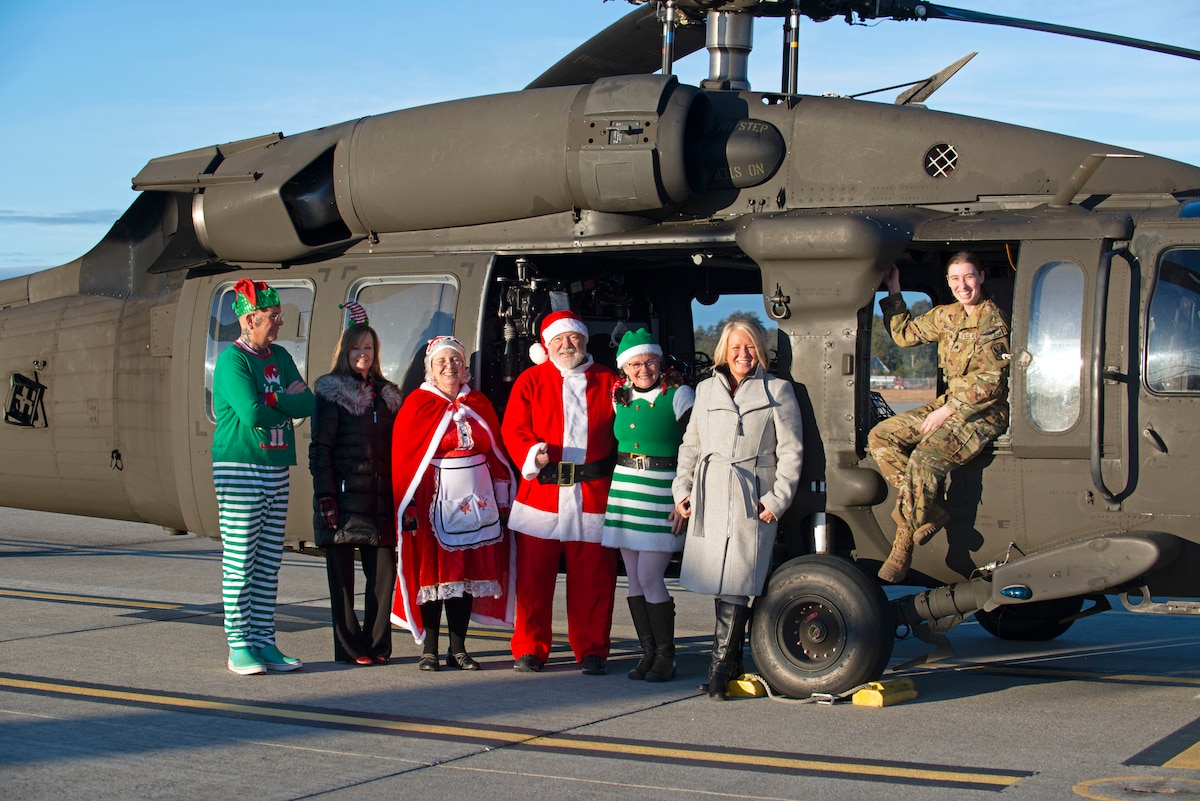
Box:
[444,594,480,670]
[626,596,656,680]
[419,600,442,671]
[420,600,443,655]
[644,599,676,682]
[728,606,747,680]
[707,600,751,701]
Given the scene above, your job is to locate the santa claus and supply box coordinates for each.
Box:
[502,310,618,675]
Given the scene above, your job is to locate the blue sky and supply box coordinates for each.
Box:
[1,0,1197,277]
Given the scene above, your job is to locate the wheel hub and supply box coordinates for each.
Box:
[780,598,845,671]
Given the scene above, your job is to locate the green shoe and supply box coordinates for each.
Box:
[227,646,266,676]
[253,643,303,672]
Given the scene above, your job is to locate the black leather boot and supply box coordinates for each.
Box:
[707,601,751,700]
[728,605,747,680]
[643,599,676,682]
[626,596,656,680]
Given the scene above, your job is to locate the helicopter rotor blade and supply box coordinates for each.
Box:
[908,3,1200,62]
[526,4,707,89]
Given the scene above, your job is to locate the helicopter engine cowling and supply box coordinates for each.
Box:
[139,75,721,265]
[337,74,707,235]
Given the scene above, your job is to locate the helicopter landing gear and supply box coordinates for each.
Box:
[750,555,893,698]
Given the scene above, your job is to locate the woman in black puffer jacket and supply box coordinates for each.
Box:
[309,316,404,665]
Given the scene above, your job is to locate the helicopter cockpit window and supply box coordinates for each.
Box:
[1146,248,1200,394]
[205,280,315,423]
[1025,260,1084,432]
[349,275,458,394]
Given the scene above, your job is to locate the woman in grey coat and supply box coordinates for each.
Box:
[673,319,803,700]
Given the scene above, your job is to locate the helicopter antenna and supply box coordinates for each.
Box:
[782,1,801,95]
[893,51,975,105]
[841,52,973,105]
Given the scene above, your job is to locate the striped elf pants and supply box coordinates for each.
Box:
[213,462,291,648]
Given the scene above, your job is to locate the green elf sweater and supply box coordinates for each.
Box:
[212,342,315,466]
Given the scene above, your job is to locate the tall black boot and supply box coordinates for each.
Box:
[644,599,676,682]
[708,600,751,701]
[443,594,479,670]
[418,600,442,671]
[626,596,656,680]
[728,604,748,680]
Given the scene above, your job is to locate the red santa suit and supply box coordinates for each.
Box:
[502,319,618,666]
[390,383,516,644]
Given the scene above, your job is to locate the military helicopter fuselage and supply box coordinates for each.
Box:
[4,1,1200,696]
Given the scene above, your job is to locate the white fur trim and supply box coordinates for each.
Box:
[615,343,661,370]
[542,317,589,346]
[508,502,607,543]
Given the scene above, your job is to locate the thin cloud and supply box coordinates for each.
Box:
[0,210,122,226]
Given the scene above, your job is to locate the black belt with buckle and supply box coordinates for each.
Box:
[536,456,616,486]
[616,453,678,471]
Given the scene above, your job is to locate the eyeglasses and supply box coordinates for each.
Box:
[625,358,659,371]
[259,312,283,324]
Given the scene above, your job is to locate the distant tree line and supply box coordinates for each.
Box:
[685,306,936,385]
[871,299,937,381]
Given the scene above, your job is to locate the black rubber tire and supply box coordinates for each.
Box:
[750,555,894,698]
[974,596,1084,641]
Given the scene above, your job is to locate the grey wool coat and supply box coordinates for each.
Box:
[672,366,804,597]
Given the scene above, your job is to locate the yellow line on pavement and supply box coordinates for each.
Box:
[524,735,1022,787]
[0,674,1024,788]
[0,588,182,610]
[1166,742,1200,769]
[0,676,527,743]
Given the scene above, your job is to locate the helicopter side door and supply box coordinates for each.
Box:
[1003,236,1147,556]
[1125,223,1200,525]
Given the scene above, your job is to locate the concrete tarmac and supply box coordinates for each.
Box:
[3,507,1200,801]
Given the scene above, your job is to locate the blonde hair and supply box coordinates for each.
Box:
[712,319,768,371]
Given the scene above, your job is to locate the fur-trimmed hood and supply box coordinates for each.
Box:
[314,373,403,416]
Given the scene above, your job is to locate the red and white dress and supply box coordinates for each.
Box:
[390,383,516,644]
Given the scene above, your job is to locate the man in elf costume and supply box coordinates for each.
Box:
[212,278,314,675]
[502,310,618,675]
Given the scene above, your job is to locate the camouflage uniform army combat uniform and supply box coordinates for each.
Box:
[868,292,1010,574]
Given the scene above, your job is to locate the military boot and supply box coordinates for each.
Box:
[913,504,952,545]
[878,523,914,583]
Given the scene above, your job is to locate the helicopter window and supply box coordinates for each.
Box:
[1026,260,1084,432]
[205,280,315,423]
[348,275,458,394]
[1146,249,1200,394]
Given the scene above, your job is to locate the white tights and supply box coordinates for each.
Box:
[622,548,674,604]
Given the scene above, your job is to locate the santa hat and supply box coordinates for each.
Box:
[425,335,466,364]
[615,328,662,370]
[340,301,368,327]
[231,278,280,317]
[529,310,589,365]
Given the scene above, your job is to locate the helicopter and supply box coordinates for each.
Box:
[3,0,1200,698]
